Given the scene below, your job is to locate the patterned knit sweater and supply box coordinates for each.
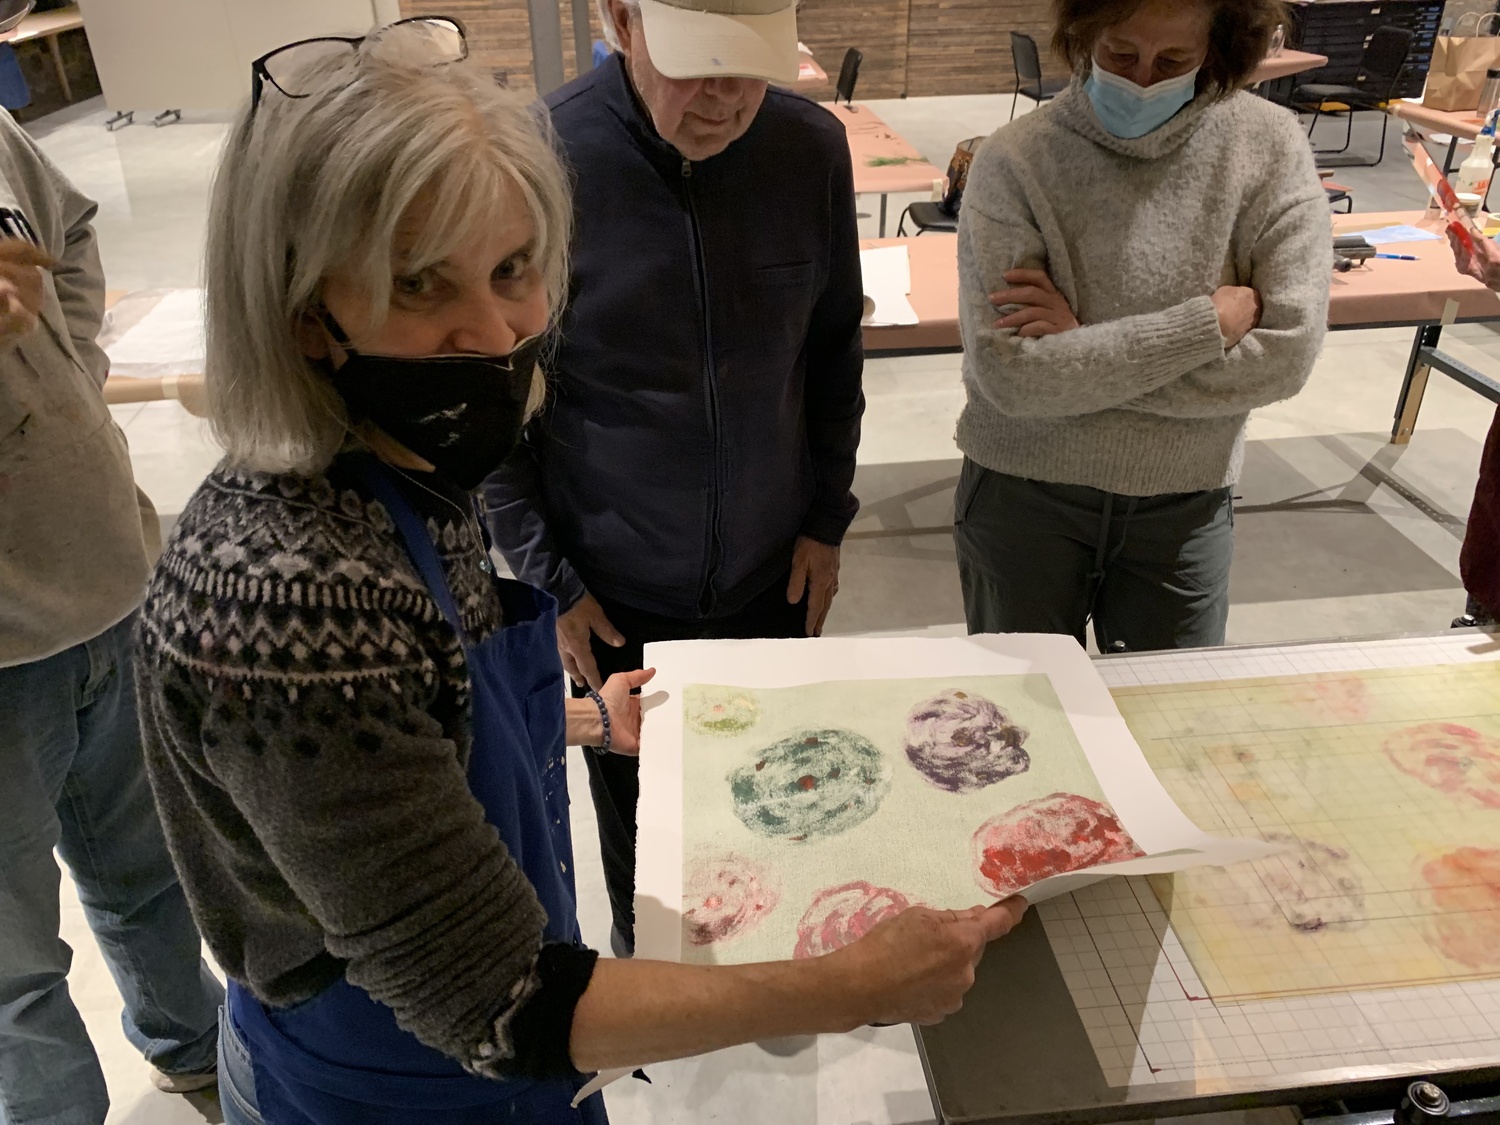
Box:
[135,452,595,1079]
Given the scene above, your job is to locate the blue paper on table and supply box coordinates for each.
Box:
[1349,224,1443,246]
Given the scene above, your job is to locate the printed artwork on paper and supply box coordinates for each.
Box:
[679,675,1144,966]
[1116,661,1500,1001]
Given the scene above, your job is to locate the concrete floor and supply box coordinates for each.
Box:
[22,89,1498,1124]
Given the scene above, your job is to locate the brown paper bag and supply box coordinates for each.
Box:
[1424,12,1500,112]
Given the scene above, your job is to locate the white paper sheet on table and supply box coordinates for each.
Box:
[576,634,1279,1105]
[858,245,919,326]
[105,288,206,377]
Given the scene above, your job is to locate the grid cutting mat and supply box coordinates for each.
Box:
[1037,633,1500,1089]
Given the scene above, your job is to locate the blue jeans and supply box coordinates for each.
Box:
[217,1005,262,1125]
[0,613,224,1125]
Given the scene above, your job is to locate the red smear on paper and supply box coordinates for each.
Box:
[792,881,914,959]
[971,792,1145,898]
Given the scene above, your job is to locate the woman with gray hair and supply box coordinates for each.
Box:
[134,18,1025,1125]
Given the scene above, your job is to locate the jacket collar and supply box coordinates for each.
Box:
[1050,75,1217,160]
[599,52,693,165]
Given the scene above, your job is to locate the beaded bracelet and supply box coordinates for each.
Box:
[586,688,612,754]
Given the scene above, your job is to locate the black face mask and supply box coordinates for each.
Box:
[325,315,543,491]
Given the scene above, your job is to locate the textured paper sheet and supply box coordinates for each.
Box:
[680,673,1134,964]
[635,635,1277,966]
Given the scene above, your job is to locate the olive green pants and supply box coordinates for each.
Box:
[953,459,1234,653]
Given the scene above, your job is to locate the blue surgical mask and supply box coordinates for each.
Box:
[1084,64,1200,138]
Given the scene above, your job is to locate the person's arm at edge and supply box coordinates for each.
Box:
[799,132,864,547]
[956,150,1225,419]
[1118,131,1332,418]
[47,162,108,385]
[0,112,111,384]
[569,897,1028,1073]
[480,434,587,612]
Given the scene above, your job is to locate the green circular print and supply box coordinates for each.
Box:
[686,687,762,736]
[728,729,891,842]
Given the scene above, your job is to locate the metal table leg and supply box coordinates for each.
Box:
[1392,324,1442,444]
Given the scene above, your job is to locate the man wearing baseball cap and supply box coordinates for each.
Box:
[484,0,864,955]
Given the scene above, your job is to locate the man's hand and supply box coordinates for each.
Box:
[0,240,52,346]
[1211,285,1262,349]
[989,268,1080,337]
[787,537,840,637]
[1448,225,1500,291]
[556,592,625,690]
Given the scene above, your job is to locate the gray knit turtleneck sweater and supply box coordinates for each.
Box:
[955,81,1331,497]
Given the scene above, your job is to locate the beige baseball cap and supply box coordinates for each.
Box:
[636,0,799,84]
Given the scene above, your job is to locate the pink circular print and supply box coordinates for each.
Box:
[792,881,914,959]
[1420,847,1500,970]
[1383,723,1500,810]
[682,852,781,947]
[971,792,1145,898]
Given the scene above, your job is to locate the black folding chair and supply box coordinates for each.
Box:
[834,47,862,105]
[1009,32,1067,121]
[896,202,958,236]
[1293,26,1412,166]
[1325,184,1353,212]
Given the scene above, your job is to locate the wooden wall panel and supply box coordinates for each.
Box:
[795,0,911,100]
[402,0,1061,100]
[905,0,1068,97]
[400,0,601,92]
[401,0,534,88]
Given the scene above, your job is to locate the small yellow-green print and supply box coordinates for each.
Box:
[686,687,762,736]
[728,729,891,841]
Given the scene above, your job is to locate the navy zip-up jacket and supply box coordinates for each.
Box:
[481,54,865,621]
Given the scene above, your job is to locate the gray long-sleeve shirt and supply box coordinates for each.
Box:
[0,108,158,667]
[956,82,1332,497]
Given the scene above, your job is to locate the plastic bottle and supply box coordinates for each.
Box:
[1455,126,1496,201]
[1482,68,1500,120]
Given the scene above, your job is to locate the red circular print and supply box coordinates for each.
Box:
[971,792,1145,898]
[682,852,781,947]
[1420,847,1500,970]
[1383,723,1500,810]
[792,881,914,959]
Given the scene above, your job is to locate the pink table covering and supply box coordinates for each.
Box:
[1389,101,1488,142]
[825,102,944,196]
[860,211,1500,353]
[796,54,827,87]
[1248,49,1328,85]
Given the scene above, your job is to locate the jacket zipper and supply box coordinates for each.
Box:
[682,157,725,616]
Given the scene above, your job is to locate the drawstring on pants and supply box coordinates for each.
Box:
[1084,493,1139,650]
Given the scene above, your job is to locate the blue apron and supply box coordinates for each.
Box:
[227,456,607,1125]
